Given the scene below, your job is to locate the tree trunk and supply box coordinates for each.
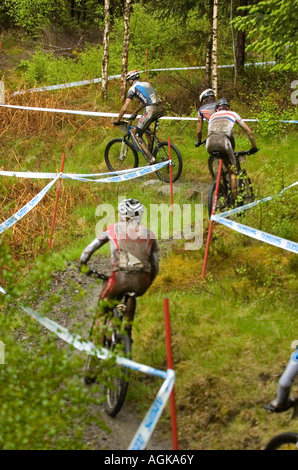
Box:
[236,0,247,74]
[101,0,111,100]
[211,0,218,97]
[120,0,133,101]
[205,0,214,84]
[230,0,237,87]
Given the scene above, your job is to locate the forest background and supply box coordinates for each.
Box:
[0,0,297,450]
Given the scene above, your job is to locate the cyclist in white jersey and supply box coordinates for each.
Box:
[114,70,164,164]
[206,98,258,199]
[80,198,159,344]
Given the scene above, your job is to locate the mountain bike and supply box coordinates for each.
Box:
[104,119,183,183]
[84,271,133,417]
[207,148,257,218]
[263,398,298,450]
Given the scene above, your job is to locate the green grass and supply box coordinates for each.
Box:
[0,42,298,449]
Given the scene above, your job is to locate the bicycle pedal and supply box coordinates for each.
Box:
[117,303,127,313]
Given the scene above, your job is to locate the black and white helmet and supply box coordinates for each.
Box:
[199,88,215,102]
[215,98,230,111]
[126,70,140,82]
[118,198,144,220]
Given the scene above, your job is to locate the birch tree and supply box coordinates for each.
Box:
[101,0,110,99]
[211,0,218,97]
[120,0,133,101]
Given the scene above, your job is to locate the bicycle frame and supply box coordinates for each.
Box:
[123,120,160,156]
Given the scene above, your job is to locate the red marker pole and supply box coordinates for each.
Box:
[201,158,223,278]
[163,298,179,450]
[48,153,66,250]
[168,138,174,212]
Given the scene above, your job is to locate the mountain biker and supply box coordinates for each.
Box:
[113,70,164,164]
[80,198,159,347]
[268,346,298,412]
[195,88,216,148]
[206,98,258,200]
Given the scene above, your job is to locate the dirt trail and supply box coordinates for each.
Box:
[32,257,173,450]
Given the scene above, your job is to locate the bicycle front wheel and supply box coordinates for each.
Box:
[208,182,228,219]
[104,333,131,417]
[264,432,298,450]
[104,138,139,172]
[153,141,183,183]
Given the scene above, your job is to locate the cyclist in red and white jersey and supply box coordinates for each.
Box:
[114,70,164,164]
[80,198,159,342]
[206,98,258,198]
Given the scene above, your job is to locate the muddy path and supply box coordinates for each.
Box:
[32,256,173,451]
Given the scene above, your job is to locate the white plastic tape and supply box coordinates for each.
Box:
[212,215,298,253]
[0,286,6,294]
[20,305,167,379]
[12,61,276,95]
[0,175,59,234]
[211,181,298,253]
[128,369,175,450]
[1,103,297,123]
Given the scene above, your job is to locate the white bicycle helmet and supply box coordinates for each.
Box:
[126,70,140,82]
[199,88,215,102]
[118,198,144,220]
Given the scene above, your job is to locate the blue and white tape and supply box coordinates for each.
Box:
[12,61,276,95]
[1,103,297,123]
[212,215,298,253]
[214,181,298,219]
[211,181,298,253]
[21,303,172,449]
[0,162,169,180]
[128,369,175,450]
[0,175,59,234]
[62,160,169,183]
[21,304,168,379]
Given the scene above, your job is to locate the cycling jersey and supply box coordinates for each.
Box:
[80,221,158,275]
[197,102,215,122]
[208,110,243,138]
[127,81,162,107]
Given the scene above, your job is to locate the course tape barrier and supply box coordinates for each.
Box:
[20,304,173,449]
[0,175,59,235]
[0,286,6,294]
[128,369,175,450]
[12,61,276,95]
[0,160,169,184]
[211,181,298,253]
[0,161,170,235]
[1,103,297,124]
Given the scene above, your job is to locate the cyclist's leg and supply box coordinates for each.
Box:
[110,272,152,338]
[135,106,161,163]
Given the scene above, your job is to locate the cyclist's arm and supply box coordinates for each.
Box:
[149,240,159,282]
[80,234,109,268]
[115,97,132,123]
[196,116,203,145]
[239,120,257,149]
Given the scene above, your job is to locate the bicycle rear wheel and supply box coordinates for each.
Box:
[264,432,298,450]
[104,332,131,417]
[104,138,139,172]
[153,141,183,183]
[208,182,228,219]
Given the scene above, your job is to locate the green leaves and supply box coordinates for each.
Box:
[233,0,298,73]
